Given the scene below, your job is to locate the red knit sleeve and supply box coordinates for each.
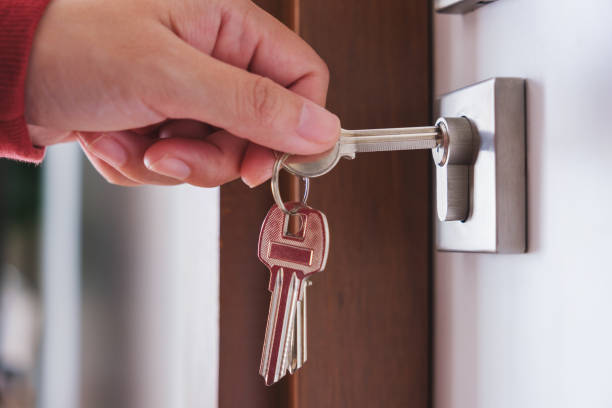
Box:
[0,0,51,163]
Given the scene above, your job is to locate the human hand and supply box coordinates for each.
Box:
[25,0,339,187]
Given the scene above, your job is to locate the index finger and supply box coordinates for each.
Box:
[209,1,330,105]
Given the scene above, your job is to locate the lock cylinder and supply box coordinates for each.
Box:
[432,116,475,222]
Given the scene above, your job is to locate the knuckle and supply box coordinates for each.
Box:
[316,58,331,83]
[248,76,282,128]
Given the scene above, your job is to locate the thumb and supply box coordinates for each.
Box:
[153,45,340,155]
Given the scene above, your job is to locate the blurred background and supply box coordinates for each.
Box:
[0,144,220,407]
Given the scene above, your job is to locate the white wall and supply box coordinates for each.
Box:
[434,2,612,408]
[39,143,82,408]
[41,154,220,408]
[122,184,220,408]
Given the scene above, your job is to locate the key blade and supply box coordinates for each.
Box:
[260,267,302,386]
[288,281,307,375]
[339,127,440,156]
[260,270,282,380]
[297,281,308,368]
[342,126,439,137]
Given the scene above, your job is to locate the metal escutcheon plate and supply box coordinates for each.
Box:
[434,78,526,253]
[435,0,498,14]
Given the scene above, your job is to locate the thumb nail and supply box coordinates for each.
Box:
[296,101,340,145]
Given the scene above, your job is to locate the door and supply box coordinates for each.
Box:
[219,0,433,406]
[434,2,612,408]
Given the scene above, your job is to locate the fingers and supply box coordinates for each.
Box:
[158,119,216,139]
[78,131,182,185]
[208,1,330,105]
[79,141,140,186]
[143,130,248,187]
[147,37,340,156]
[239,143,275,188]
[144,3,337,188]
[79,124,254,188]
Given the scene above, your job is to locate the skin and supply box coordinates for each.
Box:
[25,0,340,187]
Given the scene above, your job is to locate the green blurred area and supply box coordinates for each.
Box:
[0,160,41,226]
[0,159,42,289]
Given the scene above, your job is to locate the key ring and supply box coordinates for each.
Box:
[272,153,310,215]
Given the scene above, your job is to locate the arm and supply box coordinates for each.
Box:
[0,0,50,163]
[11,0,340,187]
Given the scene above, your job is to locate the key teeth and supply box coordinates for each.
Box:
[264,375,276,387]
[260,366,282,387]
[261,274,311,386]
[260,270,300,387]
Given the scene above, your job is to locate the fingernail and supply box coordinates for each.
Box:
[241,177,256,188]
[296,101,340,144]
[144,155,191,180]
[241,164,274,188]
[89,136,127,167]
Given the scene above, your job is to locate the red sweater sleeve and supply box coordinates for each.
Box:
[0,0,51,163]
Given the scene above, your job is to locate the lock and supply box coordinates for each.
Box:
[431,116,475,222]
[280,78,526,253]
[434,77,526,253]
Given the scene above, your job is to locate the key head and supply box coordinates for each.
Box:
[283,142,343,178]
[282,130,356,178]
[258,203,329,278]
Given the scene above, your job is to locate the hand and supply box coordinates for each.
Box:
[25,0,339,187]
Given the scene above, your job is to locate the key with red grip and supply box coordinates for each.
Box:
[258,202,329,386]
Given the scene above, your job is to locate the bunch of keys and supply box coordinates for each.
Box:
[258,154,329,386]
[257,121,463,385]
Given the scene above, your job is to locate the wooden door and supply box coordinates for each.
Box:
[220,1,431,406]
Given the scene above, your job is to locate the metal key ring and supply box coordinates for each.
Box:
[272,153,310,215]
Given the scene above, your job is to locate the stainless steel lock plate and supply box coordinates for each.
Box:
[435,0,498,14]
[434,78,526,253]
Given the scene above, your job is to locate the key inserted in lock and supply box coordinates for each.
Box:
[283,116,476,222]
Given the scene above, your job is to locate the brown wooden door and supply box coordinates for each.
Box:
[220,0,431,407]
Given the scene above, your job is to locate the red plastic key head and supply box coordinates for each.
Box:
[258,202,329,284]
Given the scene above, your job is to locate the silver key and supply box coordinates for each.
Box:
[284,125,441,178]
[288,279,310,374]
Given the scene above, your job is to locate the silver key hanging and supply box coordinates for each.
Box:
[257,155,329,386]
[288,279,310,374]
